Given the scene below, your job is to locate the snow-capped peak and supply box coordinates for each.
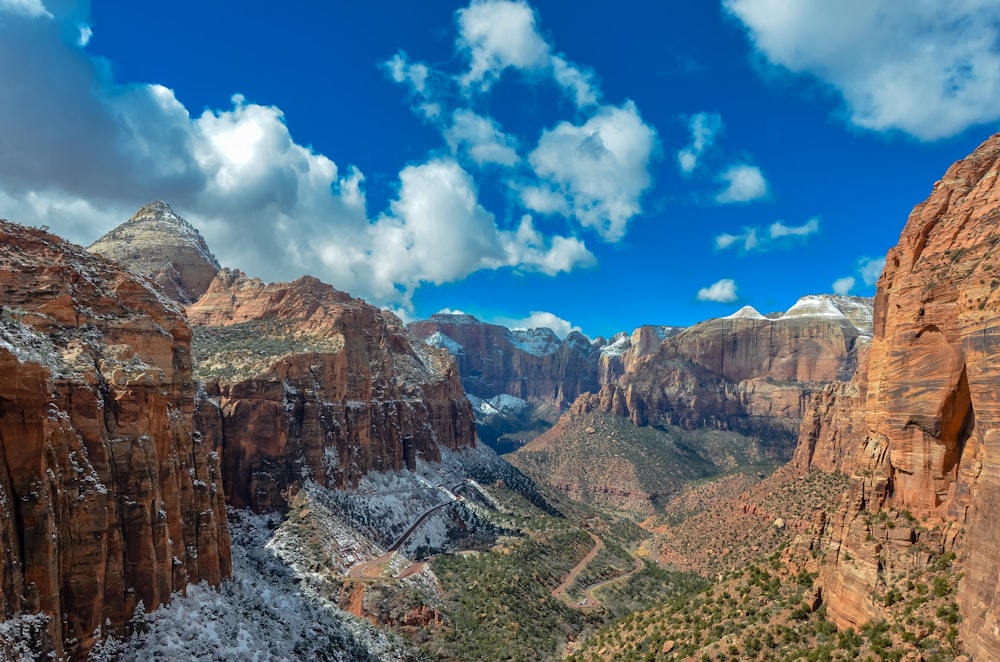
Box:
[725,305,767,320]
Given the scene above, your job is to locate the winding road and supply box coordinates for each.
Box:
[551,533,647,610]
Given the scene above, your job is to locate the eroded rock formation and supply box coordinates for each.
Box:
[188,269,477,511]
[88,201,220,304]
[576,295,872,441]
[407,313,611,407]
[0,220,230,659]
[794,134,1000,659]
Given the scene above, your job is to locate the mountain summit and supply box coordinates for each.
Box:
[89,201,220,304]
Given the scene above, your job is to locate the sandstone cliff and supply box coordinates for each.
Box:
[576,295,872,440]
[89,201,220,304]
[188,269,477,511]
[794,134,1000,660]
[408,313,609,408]
[0,220,230,659]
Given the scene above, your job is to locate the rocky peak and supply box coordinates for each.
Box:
[88,201,220,304]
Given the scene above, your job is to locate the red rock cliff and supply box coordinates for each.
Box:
[575,295,871,443]
[0,220,230,659]
[408,314,603,407]
[797,134,1000,659]
[188,269,477,511]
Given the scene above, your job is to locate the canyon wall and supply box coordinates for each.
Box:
[795,134,1000,660]
[575,295,871,443]
[407,313,610,408]
[0,221,230,659]
[188,269,477,511]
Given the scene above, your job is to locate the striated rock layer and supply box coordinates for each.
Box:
[407,313,611,408]
[795,134,1000,659]
[0,220,230,659]
[88,201,220,305]
[575,295,872,443]
[188,269,477,512]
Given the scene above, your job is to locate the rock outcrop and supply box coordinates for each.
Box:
[89,201,220,304]
[794,134,1000,660]
[576,295,872,442]
[408,313,611,408]
[188,269,477,511]
[0,220,230,659]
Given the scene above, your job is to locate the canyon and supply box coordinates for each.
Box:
[1,133,1000,659]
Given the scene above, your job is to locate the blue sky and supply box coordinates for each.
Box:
[1,1,998,338]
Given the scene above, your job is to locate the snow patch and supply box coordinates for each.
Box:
[509,328,560,356]
[599,331,631,357]
[724,305,767,320]
[423,331,464,356]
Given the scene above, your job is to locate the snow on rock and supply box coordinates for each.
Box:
[509,327,561,356]
[724,305,767,320]
[93,509,407,661]
[599,331,631,358]
[782,295,847,320]
[423,331,464,356]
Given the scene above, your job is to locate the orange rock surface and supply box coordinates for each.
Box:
[188,269,477,511]
[0,220,230,659]
[797,134,1000,659]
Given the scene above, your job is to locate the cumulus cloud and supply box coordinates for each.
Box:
[697,278,739,303]
[832,276,855,295]
[715,163,769,203]
[724,0,1000,140]
[444,109,520,166]
[0,3,595,313]
[831,255,886,295]
[715,217,818,252]
[522,101,658,241]
[0,0,49,18]
[496,310,582,339]
[677,112,723,175]
[858,256,885,285]
[456,0,598,107]
[382,1,658,245]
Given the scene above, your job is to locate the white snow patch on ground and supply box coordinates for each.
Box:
[92,510,411,661]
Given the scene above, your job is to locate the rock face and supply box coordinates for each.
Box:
[188,269,477,511]
[0,220,230,659]
[795,134,1000,659]
[576,295,872,443]
[407,314,611,408]
[89,201,220,304]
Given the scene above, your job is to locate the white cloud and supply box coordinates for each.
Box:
[832,255,886,295]
[435,308,468,316]
[677,112,723,175]
[724,0,1000,140]
[444,109,519,166]
[832,276,855,295]
[496,310,582,339]
[0,0,50,18]
[697,278,739,303]
[523,101,658,241]
[715,163,769,203]
[715,217,817,252]
[769,217,818,238]
[858,256,885,285]
[455,0,598,107]
[0,8,596,313]
[383,52,441,120]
